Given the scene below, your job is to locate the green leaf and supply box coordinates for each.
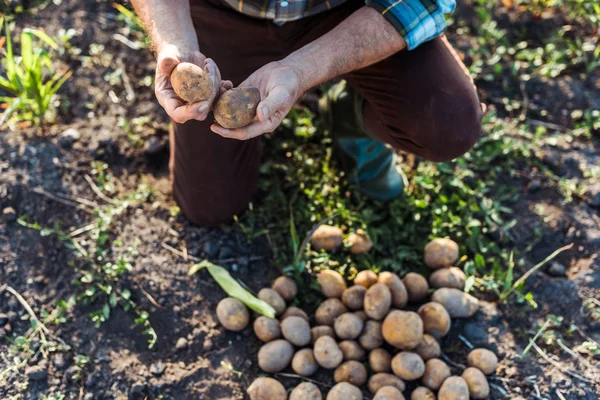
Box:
[23,28,59,50]
[464,275,476,293]
[20,31,33,71]
[188,260,276,318]
[102,303,110,319]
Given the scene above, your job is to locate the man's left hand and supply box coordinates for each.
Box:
[210,61,304,140]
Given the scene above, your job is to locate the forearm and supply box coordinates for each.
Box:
[282,7,407,92]
[130,0,198,52]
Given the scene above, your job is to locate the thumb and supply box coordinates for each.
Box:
[257,87,290,123]
[157,44,181,76]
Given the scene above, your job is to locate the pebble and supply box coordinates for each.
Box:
[547,261,567,277]
[83,393,94,400]
[26,365,47,381]
[130,382,146,395]
[150,361,166,376]
[175,337,188,350]
[528,179,541,193]
[59,128,81,148]
[202,241,218,258]
[2,207,16,222]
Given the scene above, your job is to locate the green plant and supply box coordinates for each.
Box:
[0,18,71,127]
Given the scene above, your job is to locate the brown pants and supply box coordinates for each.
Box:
[170,0,483,226]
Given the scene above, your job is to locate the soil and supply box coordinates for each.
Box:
[1,0,599,399]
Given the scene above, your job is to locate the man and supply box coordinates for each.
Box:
[131,0,483,226]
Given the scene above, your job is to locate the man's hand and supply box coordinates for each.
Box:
[210,62,303,140]
[155,44,232,124]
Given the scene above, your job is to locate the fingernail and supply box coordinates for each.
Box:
[199,104,209,113]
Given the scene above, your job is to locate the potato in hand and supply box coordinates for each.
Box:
[214,87,261,129]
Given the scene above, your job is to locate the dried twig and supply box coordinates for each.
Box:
[161,242,199,262]
[31,187,95,214]
[69,223,96,237]
[84,174,119,205]
[557,338,598,372]
[458,334,474,349]
[441,353,466,371]
[519,81,529,121]
[1,285,49,352]
[275,372,334,389]
[117,58,136,102]
[527,119,567,132]
[139,286,163,308]
[530,341,592,384]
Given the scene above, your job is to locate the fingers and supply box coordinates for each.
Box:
[220,80,233,95]
[210,109,285,140]
[157,44,181,76]
[255,86,292,123]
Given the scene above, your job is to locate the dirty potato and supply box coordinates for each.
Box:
[342,285,367,310]
[424,238,459,269]
[414,334,441,361]
[354,310,368,321]
[431,288,479,318]
[391,352,425,381]
[292,348,319,377]
[257,339,294,373]
[421,358,451,391]
[171,62,215,103]
[253,316,281,342]
[214,87,261,129]
[462,367,490,399]
[334,360,368,386]
[364,283,392,320]
[327,382,363,400]
[347,229,373,254]
[315,298,348,326]
[257,288,286,316]
[311,225,344,252]
[369,348,392,373]
[334,313,364,340]
[281,306,310,322]
[411,387,435,400]
[314,335,344,369]
[281,316,311,346]
[318,270,348,298]
[467,348,498,375]
[290,382,323,400]
[216,297,249,331]
[272,276,298,301]
[247,377,287,400]
[417,302,451,339]
[311,325,336,343]
[368,373,406,394]
[378,271,408,308]
[359,320,384,350]
[373,386,406,400]
[429,267,466,290]
[382,310,423,350]
[355,270,379,288]
[438,376,469,400]
[339,340,367,361]
[402,273,430,303]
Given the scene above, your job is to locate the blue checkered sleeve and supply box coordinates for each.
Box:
[366,0,456,50]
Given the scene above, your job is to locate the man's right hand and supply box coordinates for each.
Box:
[155,44,231,124]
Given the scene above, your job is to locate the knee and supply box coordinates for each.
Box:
[419,95,484,163]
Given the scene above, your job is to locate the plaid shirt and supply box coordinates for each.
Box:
[220,0,455,50]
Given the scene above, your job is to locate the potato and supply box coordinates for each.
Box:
[334,360,368,386]
[391,352,425,381]
[342,285,367,310]
[327,382,363,400]
[281,316,311,346]
[314,336,344,369]
[281,306,309,322]
[290,382,323,400]
[429,267,466,290]
[339,340,366,361]
[467,348,498,375]
[216,297,249,331]
[214,87,261,129]
[421,358,451,391]
[272,276,298,301]
[318,270,347,298]
[410,387,435,400]
[402,273,429,303]
[257,288,286,316]
[462,367,489,399]
[334,313,364,340]
[438,376,469,400]
[347,229,373,254]
[359,320,384,350]
[354,310,368,321]
[247,377,287,400]
[311,325,336,343]
[292,348,319,377]
[382,310,423,350]
[424,238,459,269]
[431,288,479,318]
[315,298,348,326]
[253,316,281,342]
[171,62,215,103]
[257,339,294,373]
[311,225,344,252]
[414,334,441,361]
[368,373,406,394]
[378,271,408,308]
[369,348,392,373]
[374,386,406,400]
[417,302,451,339]
[364,283,392,320]
[355,270,378,288]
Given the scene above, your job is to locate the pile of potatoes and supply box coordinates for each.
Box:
[215,237,499,400]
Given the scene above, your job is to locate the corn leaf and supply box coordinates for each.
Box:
[23,28,59,50]
[20,31,33,71]
[188,260,276,318]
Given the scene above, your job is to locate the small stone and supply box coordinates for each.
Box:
[59,128,81,148]
[130,382,146,395]
[150,361,166,376]
[175,337,188,350]
[26,365,47,381]
[2,207,16,222]
[202,241,218,258]
[528,179,541,193]
[0,313,8,325]
[203,337,214,351]
[547,262,567,277]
